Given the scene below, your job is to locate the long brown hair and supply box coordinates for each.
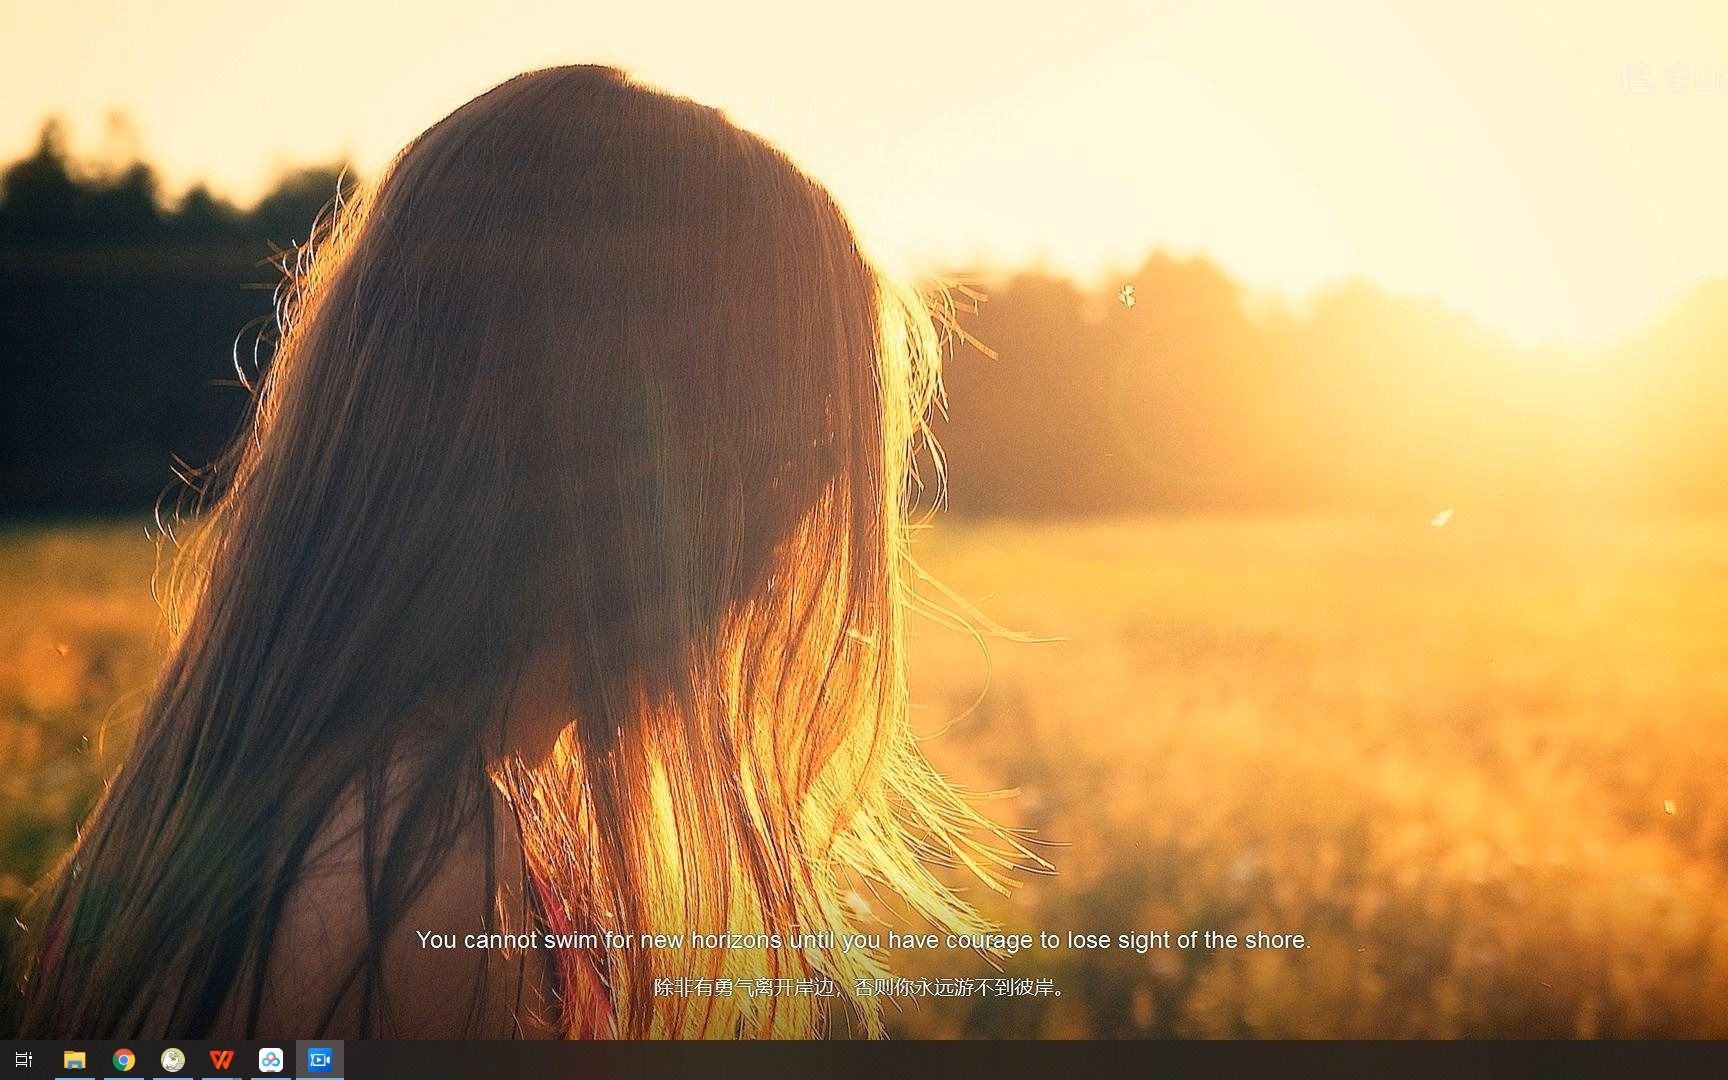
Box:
[16,65,1026,1038]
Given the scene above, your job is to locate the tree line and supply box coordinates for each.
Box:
[3,120,1724,516]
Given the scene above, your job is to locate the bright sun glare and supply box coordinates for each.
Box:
[2,0,1725,346]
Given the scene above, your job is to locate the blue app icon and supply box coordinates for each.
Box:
[306,1046,335,1073]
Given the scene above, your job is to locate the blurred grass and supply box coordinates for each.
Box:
[0,519,156,1025]
[895,514,1728,1037]
[4,515,1728,1037]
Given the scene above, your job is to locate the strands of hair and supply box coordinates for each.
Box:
[14,64,1041,1040]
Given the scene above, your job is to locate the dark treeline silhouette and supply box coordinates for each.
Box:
[0,121,354,513]
[934,263,1728,516]
[3,119,1725,517]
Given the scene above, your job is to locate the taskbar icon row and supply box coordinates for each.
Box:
[6,1040,343,1079]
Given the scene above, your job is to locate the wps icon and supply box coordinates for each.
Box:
[208,1049,235,1069]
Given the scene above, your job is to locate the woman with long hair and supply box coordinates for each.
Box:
[15,64,1026,1039]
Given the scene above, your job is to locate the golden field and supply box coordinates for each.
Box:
[4,515,1728,1037]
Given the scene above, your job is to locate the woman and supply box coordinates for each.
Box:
[15,64,1025,1039]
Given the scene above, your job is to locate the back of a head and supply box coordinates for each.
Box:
[253,64,892,689]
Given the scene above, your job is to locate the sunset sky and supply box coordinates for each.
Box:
[4,0,1726,345]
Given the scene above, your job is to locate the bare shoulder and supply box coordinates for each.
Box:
[248,761,561,1038]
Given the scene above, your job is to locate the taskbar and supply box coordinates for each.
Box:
[2,1042,339,1079]
[10,1038,1728,1078]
